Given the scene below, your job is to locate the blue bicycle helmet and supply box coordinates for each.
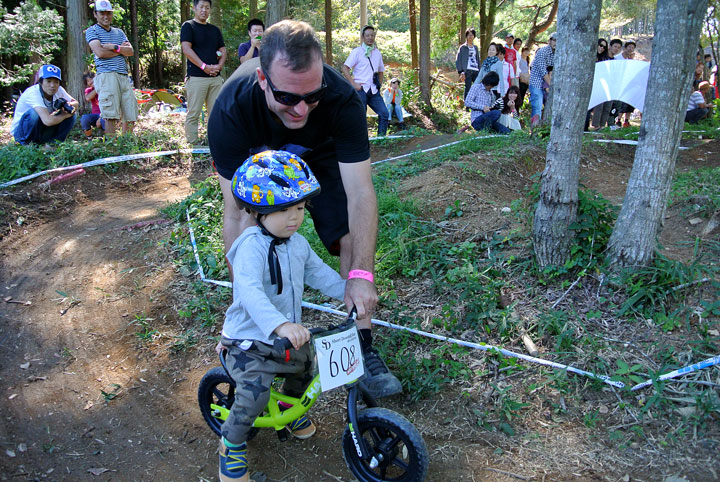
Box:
[231,150,321,214]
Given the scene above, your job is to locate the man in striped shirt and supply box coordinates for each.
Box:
[86,0,138,136]
[529,32,556,127]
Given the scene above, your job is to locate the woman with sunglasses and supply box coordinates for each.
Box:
[382,78,405,131]
[591,38,614,130]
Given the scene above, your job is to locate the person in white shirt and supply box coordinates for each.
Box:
[342,25,389,136]
[11,64,78,145]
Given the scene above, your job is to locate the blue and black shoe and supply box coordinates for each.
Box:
[219,439,249,482]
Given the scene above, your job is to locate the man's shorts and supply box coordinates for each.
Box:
[95,71,138,122]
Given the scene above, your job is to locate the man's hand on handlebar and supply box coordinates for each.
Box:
[274,322,310,350]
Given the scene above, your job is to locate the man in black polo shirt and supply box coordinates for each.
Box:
[209,20,401,400]
[180,0,226,145]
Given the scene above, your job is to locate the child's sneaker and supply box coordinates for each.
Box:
[622,120,630,128]
[278,401,316,439]
[287,414,316,439]
[219,439,249,482]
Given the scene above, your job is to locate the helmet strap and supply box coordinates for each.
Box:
[256,215,288,295]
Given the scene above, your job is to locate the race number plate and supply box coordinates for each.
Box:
[314,325,365,392]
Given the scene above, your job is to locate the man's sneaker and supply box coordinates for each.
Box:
[278,401,316,439]
[219,440,249,482]
[622,120,630,128]
[531,114,540,127]
[359,347,402,398]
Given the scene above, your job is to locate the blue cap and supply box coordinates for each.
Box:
[39,64,62,81]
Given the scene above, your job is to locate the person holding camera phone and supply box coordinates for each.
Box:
[342,25,389,137]
[10,64,78,145]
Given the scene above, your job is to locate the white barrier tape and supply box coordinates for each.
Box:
[0,147,210,189]
[184,207,623,388]
[370,134,503,166]
[593,139,689,150]
[630,355,720,391]
[369,135,414,140]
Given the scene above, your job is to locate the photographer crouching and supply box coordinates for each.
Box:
[10,64,78,145]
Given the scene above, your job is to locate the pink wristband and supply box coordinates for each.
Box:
[348,269,374,283]
[201,62,207,71]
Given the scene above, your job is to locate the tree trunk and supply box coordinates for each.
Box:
[532,0,602,268]
[266,0,288,27]
[478,0,498,59]
[419,0,431,107]
[66,0,88,110]
[360,0,367,28]
[211,0,223,31]
[459,0,467,45]
[249,0,258,19]
[606,0,707,269]
[325,0,333,64]
[181,0,190,79]
[525,0,559,51]
[130,0,139,87]
[409,0,419,70]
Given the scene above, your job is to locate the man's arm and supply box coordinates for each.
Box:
[239,38,260,63]
[338,159,378,319]
[341,64,361,90]
[181,41,211,75]
[218,174,255,279]
[216,46,227,71]
[32,106,73,127]
[88,39,122,59]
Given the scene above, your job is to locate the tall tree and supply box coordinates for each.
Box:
[532,0,601,267]
[325,0,333,64]
[478,0,499,58]
[130,0,139,86]
[180,0,190,79]
[249,0,258,19]
[409,0,419,70]
[266,0,288,26]
[524,0,559,50]
[419,0,431,106]
[606,0,707,268]
[65,0,88,109]
[459,0,467,45]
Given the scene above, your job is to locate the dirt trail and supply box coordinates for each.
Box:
[0,137,717,481]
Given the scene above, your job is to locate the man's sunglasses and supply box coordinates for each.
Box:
[263,72,327,106]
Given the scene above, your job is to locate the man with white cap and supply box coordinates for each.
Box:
[86,0,138,136]
[10,64,78,145]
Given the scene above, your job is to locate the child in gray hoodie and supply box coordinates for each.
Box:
[218,150,346,482]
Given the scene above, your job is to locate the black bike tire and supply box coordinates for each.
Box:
[342,407,429,482]
[197,367,265,442]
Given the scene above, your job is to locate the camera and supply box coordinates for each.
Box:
[52,98,74,115]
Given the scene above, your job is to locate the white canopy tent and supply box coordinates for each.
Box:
[587,59,650,111]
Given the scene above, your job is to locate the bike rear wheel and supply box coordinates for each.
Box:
[342,407,428,482]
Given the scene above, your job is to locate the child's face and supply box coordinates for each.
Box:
[262,202,306,238]
[86,77,94,88]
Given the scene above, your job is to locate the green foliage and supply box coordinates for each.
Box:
[0,125,182,185]
[669,166,720,216]
[0,2,64,87]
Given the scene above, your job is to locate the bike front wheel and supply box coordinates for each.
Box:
[198,366,235,436]
[342,407,429,482]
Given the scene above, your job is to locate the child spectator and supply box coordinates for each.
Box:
[81,72,106,139]
[382,77,405,131]
[218,150,347,482]
[496,44,511,96]
[498,85,522,131]
[517,46,530,105]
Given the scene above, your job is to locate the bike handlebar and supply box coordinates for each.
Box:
[272,308,358,352]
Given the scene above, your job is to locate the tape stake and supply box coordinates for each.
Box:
[630,355,720,391]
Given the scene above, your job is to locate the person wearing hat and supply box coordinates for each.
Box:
[504,33,519,88]
[382,77,405,130]
[85,0,138,136]
[528,32,556,127]
[342,25,390,137]
[10,64,78,145]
